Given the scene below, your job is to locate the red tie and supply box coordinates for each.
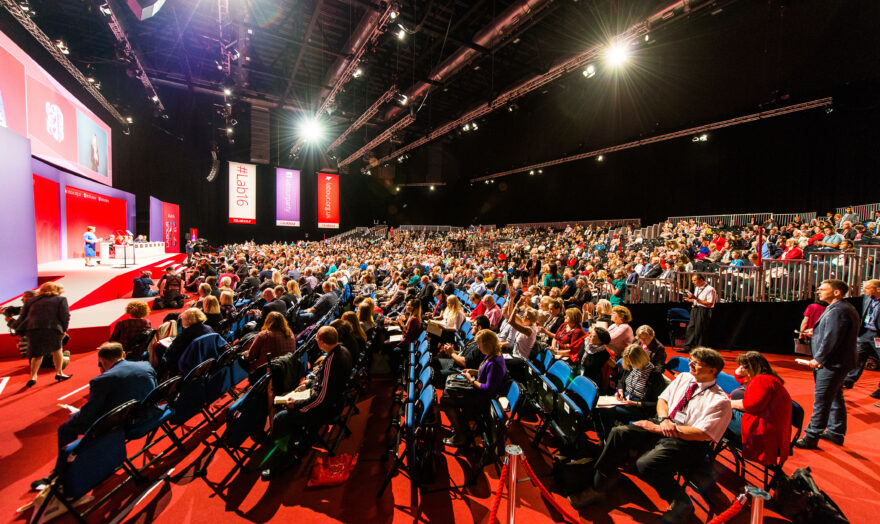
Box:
[669,382,699,419]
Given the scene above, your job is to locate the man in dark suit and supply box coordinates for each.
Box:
[417,276,435,315]
[32,342,156,489]
[843,279,880,397]
[796,279,859,449]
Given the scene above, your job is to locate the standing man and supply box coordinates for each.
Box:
[795,279,859,449]
[843,279,880,398]
[679,274,716,353]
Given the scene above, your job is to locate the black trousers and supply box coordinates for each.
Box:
[595,424,712,503]
[844,330,879,387]
[683,307,712,351]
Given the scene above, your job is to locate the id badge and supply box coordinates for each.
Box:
[673,411,687,424]
[874,337,880,349]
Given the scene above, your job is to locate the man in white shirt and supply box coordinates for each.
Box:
[680,274,717,353]
[569,347,732,523]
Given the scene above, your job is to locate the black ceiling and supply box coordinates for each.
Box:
[5,0,880,176]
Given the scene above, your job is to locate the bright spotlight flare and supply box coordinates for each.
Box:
[604,40,631,67]
[298,117,325,143]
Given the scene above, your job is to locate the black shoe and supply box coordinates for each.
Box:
[794,436,819,449]
[30,477,51,491]
[818,431,844,446]
[676,347,691,354]
[870,388,880,399]
[55,374,73,382]
[662,498,695,523]
[843,382,854,389]
[25,379,36,388]
[567,487,603,508]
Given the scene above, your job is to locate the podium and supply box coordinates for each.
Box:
[99,242,112,265]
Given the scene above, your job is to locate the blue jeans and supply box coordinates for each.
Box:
[805,366,848,439]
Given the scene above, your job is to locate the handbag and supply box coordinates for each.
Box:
[771,467,848,523]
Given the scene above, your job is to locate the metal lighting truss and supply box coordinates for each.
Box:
[316,2,396,117]
[0,0,127,124]
[376,0,730,167]
[327,85,397,152]
[339,112,416,168]
[471,97,833,182]
[101,0,165,113]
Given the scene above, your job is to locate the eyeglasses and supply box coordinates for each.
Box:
[688,360,703,368]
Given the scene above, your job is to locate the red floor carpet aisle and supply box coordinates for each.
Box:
[0,352,877,523]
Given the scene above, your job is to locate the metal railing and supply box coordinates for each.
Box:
[762,259,813,302]
[667,212,816,228]
[395,225,461,233]
[809,251,863,297]
[862,245,880,282]
[323,227,369,242]
[508,218,641,230]
[836,203,880,223]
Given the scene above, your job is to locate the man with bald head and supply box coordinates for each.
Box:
[843,279,880,398]
[264,326,352,477]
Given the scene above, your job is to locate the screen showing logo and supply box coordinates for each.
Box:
[45,102,64,142]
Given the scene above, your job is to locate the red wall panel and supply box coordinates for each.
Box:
[33,175,61,263]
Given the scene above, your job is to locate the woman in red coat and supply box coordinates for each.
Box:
[731,351,793,466]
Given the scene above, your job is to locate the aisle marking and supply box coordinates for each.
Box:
[58,384,89,400]
[0,377,9,396]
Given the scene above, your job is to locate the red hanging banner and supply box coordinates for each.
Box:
[317,173,339,229]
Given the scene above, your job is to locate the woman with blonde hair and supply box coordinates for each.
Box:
[162,308,213,376]
[595,343,666,441]
[203,295,223,331]
[219,291,237,320]
[607,305,634,355]
[245,311,295,370]
[15,282,71,387]
[440,329,507,447]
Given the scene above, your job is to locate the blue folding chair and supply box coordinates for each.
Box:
[665,356,691,375]
[716,372,742,395]
[532,361,573,446]
[178,332,226,376]
[552,375,599,451]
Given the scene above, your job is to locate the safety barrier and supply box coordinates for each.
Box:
[395,225,461,232]
[508,218,641,230]
[667,212,817,228]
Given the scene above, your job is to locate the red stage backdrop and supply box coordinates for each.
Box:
[317,173,339,229]
[64,186,126,259]
[162,202,179,253]
[33,175,61,264]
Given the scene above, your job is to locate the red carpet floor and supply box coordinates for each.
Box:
[1,350,878,523]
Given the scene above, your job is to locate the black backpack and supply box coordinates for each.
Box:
[771,467,848,523]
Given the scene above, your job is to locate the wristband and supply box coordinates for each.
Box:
[659,416,671,422]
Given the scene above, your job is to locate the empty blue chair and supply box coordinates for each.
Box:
[549,375,599,450]
[168,358,215,430]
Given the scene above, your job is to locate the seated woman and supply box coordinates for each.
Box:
[183,268,202,293]
[386,299,423,370]
[536,298,565,348]
[729,351,792,467]
[635,324,667,373]
[440,329,507,447]
[606,305,634,357]
[244,311,295,371]
[436,316,491,386]
[190,282,212,310]
[341,311,368,363]
[578,326,612,386]
[595,343,667,442]
[551,308,588,365]
[584,299,612,329]
[219,290,237,321]
[202,295,224,332]
[429,296,465,349]
[163,308,214,376]
[109,300,152,353]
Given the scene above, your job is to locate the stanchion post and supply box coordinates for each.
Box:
[506,444,522,524]
[746,486,769,524]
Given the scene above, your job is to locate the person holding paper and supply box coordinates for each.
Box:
[265,327,352,477]
[31,342,156,491]
[568,347,731,522]
[594,343,668,442]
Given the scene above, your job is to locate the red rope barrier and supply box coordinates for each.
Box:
[487,461,510,524]
[707,494,748,524]
[519,457,581,524]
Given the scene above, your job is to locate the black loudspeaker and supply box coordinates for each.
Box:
[250,106,271,164]
[126,0,166,21]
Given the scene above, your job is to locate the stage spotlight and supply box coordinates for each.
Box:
[485,180,489,185]
[529,170,535,175]
[397,27,406,40]
[604,41,629,67]
[582,64,596,78]
[223,87,232,96]
[87,76,96,84]
[538,169,543,174]
[125,116,134,123]
[226,127,233,134]
[692,134,708,142]
[98,3,112,15]
[429,185,435,191]
[353,67,363,78]
[398,93,408,106]
[151,95,159,102]
[297,116,324,143]
[396,186,400,192]
[389,10,398,20]
[215,61,223,71]
[596,155,604,162]
[471,122,478,130]
[462,123,471,132]
[18,1,29,11]
[644,34,650,42]
[55,40,69,55]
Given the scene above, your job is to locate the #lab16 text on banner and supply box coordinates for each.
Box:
[229,161,257,224]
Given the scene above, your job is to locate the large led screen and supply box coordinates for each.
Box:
[0,29,113,184]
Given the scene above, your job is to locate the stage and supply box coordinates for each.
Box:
[0,253,187,359]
